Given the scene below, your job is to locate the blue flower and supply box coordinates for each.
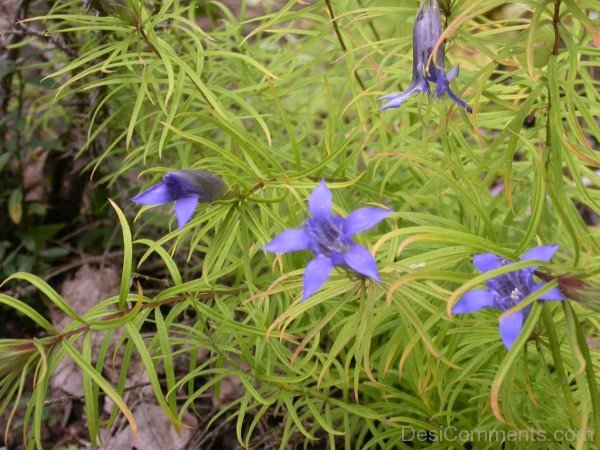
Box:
[264,181,392,300]
[452,245,564,349]
[131,169,226,229]
[379,0,471,112]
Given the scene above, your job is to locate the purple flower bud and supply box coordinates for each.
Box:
[379,0,471,112]
[131,169,226,229]
[552,276,600,311]
[84,0,137,25]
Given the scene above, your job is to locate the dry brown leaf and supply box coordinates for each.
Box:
[50,265,120,397]
[102,404,197,450]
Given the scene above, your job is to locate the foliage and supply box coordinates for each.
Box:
[1,0,600,448]
[0,0,116,282]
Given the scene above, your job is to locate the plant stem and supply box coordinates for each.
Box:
[323,0,367,91]
[540,304,578,422]
[356,0,382,42]
[33,290,239,350]
[563,301,600,448]
[552,0,562,55]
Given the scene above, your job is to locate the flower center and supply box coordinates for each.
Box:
[305,217,350,257]
[488,268,535,311]
[164,175,187,200]
[510,288,521,301]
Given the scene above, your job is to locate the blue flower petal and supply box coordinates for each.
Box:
[343,207,392,238]
[534,284,564,301]
[473,253,504,273]
[302,255,333,300]
[131,182,172,205]
[498,310,525,350]
[379,80,429,111]
[446,65,459,80]
[379,92,405,100]
[263,229,309,254]
[174,196,199,229]
[522,244,559,263]
[343,244,380,282]
[433,68,449,96]
[452,290,496,314]
[445,87,472,113]
[379,92,414,111]
[431,64,471,112]
[308,180,332,220]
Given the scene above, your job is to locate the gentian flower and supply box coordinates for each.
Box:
[131,169,226,229]
[452,245,564,349]
[379,0,471,112]
[263,181,392,300]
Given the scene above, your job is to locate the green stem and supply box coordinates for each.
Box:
[552,0,562,55]
[323,0,367,91]
[563,301,600,448]
[356,0,382,42]
[31,290,239,350]
[540,304,578,422]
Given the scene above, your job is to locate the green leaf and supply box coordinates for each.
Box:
[124,322,182,428]
[1,274,86,325]
[62,340,138,437]
[108,199,133,310]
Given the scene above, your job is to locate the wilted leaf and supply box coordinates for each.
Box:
[8,189,22,224]
[50,266,120,397]
[102,404,197,450]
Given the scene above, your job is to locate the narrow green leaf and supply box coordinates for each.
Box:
[108,199,133,310]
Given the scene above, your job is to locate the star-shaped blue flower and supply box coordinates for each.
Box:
[131,169,226,229]
[452,245,564,349]
[264,181,392,300]
[379,0,471,112]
